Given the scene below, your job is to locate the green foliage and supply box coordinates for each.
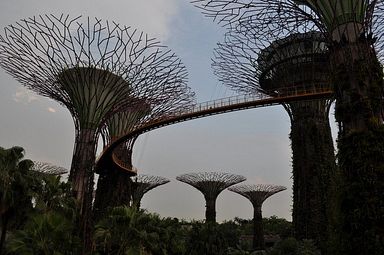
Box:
[6,211,80,255]
[262,216,293,238]
[234,216,292,238]
[94,206,187,255]
[0,146,39,253]
[335,128,384,254]
[33,174,76,220]
[266,238,320,255]
[185,221,240,255]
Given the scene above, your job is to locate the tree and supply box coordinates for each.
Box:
[6,212,80,255]
[0,146,35,254]
[33,174,77,220]
[185,221,240,255]
[94,206,160,254]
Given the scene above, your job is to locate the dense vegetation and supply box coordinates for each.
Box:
[0,146,323,254]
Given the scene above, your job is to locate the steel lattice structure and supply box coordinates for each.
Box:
[94,89,194,218]
[31,161,68,175]
[131,174,170,209]
[176,172,246,222]
[191,1,384,252]
[229,184,286,250]
[0,14,194,250]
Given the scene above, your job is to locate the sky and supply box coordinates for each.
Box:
[0,0,338,222]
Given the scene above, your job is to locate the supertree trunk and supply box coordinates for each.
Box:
[228,184,286,251]
[288,99,336,250]
[205,195,217,223]
[68,128,98,253]
[69,128,98,207]
[94,143,134,220]
[132,193,143,210]
[253,205,264,251]
[93,168,133,220]
[331,41,384,254]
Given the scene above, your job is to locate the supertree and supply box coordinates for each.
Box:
[0,14,192,251]
[228,184,286,251]
[192,1,384,253]
[94,81,194,218]
[212,29,336,249]
[130,174,170,209]
[176,172,246,222]
[93,103,150,219]
[31,161,68,175]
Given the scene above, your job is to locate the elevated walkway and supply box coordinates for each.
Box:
[96,86,333,173]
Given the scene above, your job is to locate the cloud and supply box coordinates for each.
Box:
[47,107,56,113]
[0,0,181,41]
[13,87,39,104]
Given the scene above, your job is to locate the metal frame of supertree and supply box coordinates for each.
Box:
[192,0,384,125]
[94,84,194,218]
[228,184,286,251]
[191,1,384,252]
[130,174,170,209]
[176,172,246,222]
[0,14,194,251]
[212,29,336,246]
[93,102,151,219]
[31,161,68,175]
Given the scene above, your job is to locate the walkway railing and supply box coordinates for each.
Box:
[96,85,333,172]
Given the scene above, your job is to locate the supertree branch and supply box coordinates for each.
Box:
[192,0,321,30]
[193,1,384,59]
[228,184,286,250]
[31,161,68,175]
[228,184,287,206]
[213,29,332,95]
[176,172,246,222]
[131,174,170,209]
[0,14,194,131]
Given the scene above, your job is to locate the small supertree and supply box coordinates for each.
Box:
[176,172,246,222]
[131,174,170,209]
[31,161,68,175]
[0,14,192,251]
[191,2,384,252]
[228,184,287,251]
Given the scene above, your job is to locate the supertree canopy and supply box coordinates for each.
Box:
[0,14,194,251]
[193,1,384,253]
[131,174,170,209]
[212,29,336,249]
[176,172,246,222]
[228,184,286,251]
[31,161,68,175]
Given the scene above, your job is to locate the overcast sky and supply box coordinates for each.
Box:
[0,0,338,222]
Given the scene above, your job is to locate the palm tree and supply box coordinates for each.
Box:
[94,206,159,254]
[6,211,80,254]
[0,146,35,253]
[33,174,77,220]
